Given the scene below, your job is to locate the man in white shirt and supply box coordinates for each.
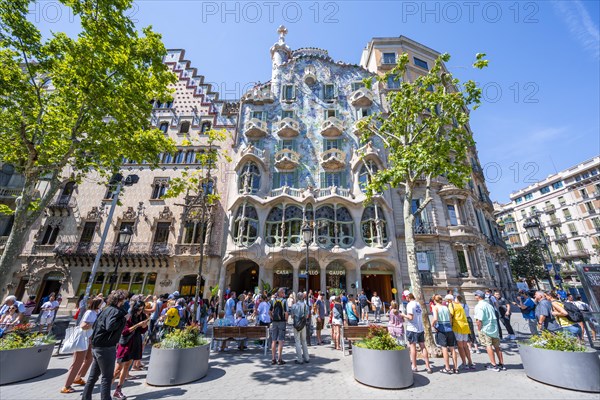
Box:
[0,295,26,323]
[402,293,432,373]
[371,292,383,322]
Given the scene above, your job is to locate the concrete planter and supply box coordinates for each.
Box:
[518,343,600,392]
[146,343,210,386]
[352,346,414,389]
[0,343,55,385]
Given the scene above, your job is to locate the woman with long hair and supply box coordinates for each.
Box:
[112,300,148,399]
[432,294,459,374]
[331,296,344,350]
[60,298,103,394]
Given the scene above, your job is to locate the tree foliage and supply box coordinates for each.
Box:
[0,0,177,294]
[509,241,547,283]
[359,52,488,352]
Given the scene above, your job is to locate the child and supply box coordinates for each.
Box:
[388,301,405,345]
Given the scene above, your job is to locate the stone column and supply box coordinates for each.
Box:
[292,266,299,294]
[453,199,462,225]
[463,245,473,277]
[320,267,327,293]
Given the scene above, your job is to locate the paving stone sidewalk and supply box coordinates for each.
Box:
[1,314,598,400]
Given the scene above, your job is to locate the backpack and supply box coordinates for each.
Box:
[272,298,285,322]
[164,307,180,327]
[563,302,584,323]
[293,304,307,332]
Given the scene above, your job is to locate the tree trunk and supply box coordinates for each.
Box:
[0,178,61,297]
[403,185,440,356]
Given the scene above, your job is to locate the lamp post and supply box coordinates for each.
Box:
[107,225,133,293]
[523,213,563,290]
[302,223,313,345]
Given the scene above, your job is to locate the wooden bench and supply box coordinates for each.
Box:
[341,325,371,356]
[212,326,269,356]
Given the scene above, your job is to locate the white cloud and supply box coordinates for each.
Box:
[553,0,600,59]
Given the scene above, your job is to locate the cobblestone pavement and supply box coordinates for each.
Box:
[1,314,598,400]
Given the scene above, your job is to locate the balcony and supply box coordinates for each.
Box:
[242,87,274,105]
[320,117,344,137]
[270,186,305,198]
[0,186,21,200]
[275,118,300,138]
[349,87,374,107]
[274,149,301,170]
[54,241,173,257]
[471,163,484,177]
[316,186,352,199]
[47,195,78,216]
[419,271,434,286]
[587,208,598,215]
[320,148,346,170]
[303,66,317,85]
[413,222,438,236]
[594,191,600,199]
[554,234,568,243]
[546,218,562,227]
[244,118,268,139]
[559,249,590,260]
[543,204,556,213]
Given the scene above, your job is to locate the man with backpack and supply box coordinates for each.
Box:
[291,292,310,364]
[533,291,561,333]
[270,287,289,365]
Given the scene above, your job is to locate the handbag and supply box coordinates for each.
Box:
[60,326,89,354]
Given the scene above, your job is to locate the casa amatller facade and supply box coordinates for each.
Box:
[2,28,511,312]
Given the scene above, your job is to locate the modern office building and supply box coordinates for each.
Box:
[495,156,600,286]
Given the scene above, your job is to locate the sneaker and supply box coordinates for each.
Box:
[509,335,516,340]
[486,364,501,372]
[498,364,507,371]
[460,364,469,371]
[294,360,303,365]
[271,359,277,365]
[278,359,286,365]
[113,389,127,399]
[468,364,476,370]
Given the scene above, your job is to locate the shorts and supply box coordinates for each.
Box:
[348,319,358,326]
[332,318,342,326]
[40,316,53,325]
[454,333,469,342]
[270,321,286,342]
[478,332,500,347]
[316,319,324,330]
[406,331,425,344]
[435,331,457,347]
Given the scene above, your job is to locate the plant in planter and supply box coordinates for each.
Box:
[352,326,413,389]
[519,331,600,392]
[0,324,56,385]
[146,325,211,386]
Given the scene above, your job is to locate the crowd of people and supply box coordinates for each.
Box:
[0,283,596,398]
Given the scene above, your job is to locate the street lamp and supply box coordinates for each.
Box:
[302,222,313,345]
[523,213,563,290]
[107,225,133,293]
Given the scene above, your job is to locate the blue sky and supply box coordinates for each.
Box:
[31,0,599,203]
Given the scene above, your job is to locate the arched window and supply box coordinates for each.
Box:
[265,206,284,246]
[180,121,190,134]
[315,205,354,249]
[238,162,261,194]
[359,160,379,192]
[233,203,258,246]
[361,205,389,247]
[265,205,305,247]
[159,122,169,133]
[201,121,211,134]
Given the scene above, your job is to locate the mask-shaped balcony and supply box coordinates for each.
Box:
[320,117,344,137]
[304,65,317,86]
[321,148,346,170]
[274,149,301,170]
[275,117,300,138]
[244,118,268,139]
[350,87,374,107]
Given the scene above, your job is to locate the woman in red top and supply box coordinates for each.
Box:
[112,301,148,400]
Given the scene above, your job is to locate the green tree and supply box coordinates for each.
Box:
[0,0,177,295]
[509,241,547,288]
[359,52,488,352]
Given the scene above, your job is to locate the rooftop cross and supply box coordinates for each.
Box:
[277,25,288,44]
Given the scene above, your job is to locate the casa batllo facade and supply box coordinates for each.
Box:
[220,28,511,304]
[7,50,238,309]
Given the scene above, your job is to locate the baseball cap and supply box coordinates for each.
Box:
[444,294,455,301]
[474,290,485,298]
